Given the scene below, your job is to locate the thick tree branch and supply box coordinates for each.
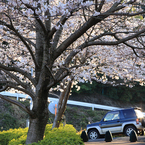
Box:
[24,3,47,34]
[47,15,68,40]
[97,0,105,12]
[45,65,56,82]
[54,2,122,60]
[0,80,35,98]
[0,14,39,68]
[87,28,145,46]
[0,64,36,86]
[0,94,34,116]
[114,35,144,57]
[7,82,35,99]
[103,11,145,16]
[51,25,63,51]
[47,70,69,90]
[2,70,28,89]
[2,27,36,48]
[0,81,8,92]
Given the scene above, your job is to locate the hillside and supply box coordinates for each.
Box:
[69,93,145,111]
[0,92,145,132]
[0,99,29,131]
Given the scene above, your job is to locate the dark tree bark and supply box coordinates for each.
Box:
[26,93,49,144]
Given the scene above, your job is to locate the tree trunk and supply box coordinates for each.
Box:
[26,92,49,144]
[52,81,72,128]
[26,6,51,144]
[26,116,48,144]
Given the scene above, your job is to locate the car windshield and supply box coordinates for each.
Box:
[135,110,144,118]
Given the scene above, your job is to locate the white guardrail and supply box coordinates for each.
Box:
[0,91,120,111]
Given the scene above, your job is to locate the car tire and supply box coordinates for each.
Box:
[88,129,99,140]
[140,130,144,136]
[141,118,145,127]
[124,125,136,136]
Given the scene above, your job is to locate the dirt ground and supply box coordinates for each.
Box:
[84,136,145,145]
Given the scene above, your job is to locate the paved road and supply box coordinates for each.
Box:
[84,136,145,145]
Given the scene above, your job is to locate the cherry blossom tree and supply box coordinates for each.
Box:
[0,0,145,144]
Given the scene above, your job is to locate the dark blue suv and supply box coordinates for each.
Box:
[87,107,145,140]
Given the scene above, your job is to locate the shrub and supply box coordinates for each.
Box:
[0,124,84,145]
[0,128,28,145]
[35,124,84,145]
[8,135,27,145]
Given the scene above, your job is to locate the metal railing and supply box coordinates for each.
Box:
[0,91,120,111]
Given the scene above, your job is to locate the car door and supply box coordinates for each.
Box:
[100,111,122,134]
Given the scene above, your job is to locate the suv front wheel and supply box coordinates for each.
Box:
[124,125,136,136]
[88,129,99,140]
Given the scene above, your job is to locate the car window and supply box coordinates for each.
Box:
[122,109,136,118]
[104,111,120,121]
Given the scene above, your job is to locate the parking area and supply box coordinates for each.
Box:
[84,136,145,145]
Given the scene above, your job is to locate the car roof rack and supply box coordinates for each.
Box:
[133,107,141,110]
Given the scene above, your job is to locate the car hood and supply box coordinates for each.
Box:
[87,121,101,127]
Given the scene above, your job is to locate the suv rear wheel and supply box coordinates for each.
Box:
[140,130,144,136]
[124,125,136,136]
[88,129,99,140]
[141,118,145,127]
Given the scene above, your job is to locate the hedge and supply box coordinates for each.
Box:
[0,124,84,145]
[0,128,28,145]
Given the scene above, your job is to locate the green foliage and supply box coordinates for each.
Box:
[36,124,84,145]
[72,80,145,103]
[0,127,28,145]
[72,81,99,94]
[0,100,29,131]
[117,87,132,102]
[9,135,27,145]
[105,87,118,100]
[0,124,84,145]
[0,113,20,131]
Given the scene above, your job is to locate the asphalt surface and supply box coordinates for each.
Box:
[84,136,145,145]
